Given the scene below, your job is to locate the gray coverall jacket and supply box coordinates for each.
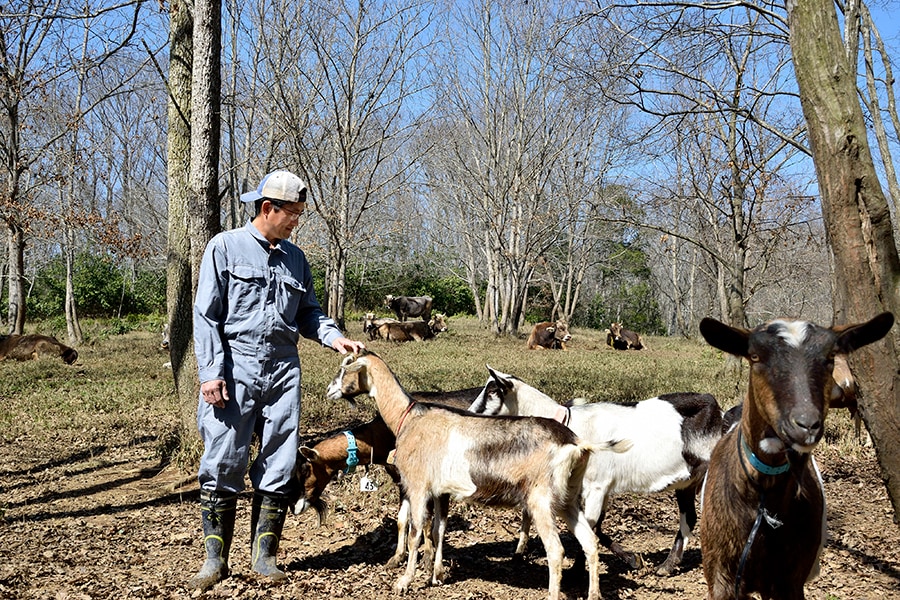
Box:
[193,221,343,495]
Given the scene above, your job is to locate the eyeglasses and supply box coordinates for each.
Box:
[275,203,304,218]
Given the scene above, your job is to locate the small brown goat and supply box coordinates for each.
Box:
[325,351,630,600]
[830,353,863,440]
[0,334,78,364]
[606,323,645,350]
[698,312,893,600]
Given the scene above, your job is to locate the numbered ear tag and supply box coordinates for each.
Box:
[359,474,378,492]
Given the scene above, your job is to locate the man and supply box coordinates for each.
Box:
[188,170,365,590]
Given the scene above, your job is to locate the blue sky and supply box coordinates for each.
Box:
[867,2,900,52]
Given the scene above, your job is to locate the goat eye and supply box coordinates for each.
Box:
[749,353,760,362]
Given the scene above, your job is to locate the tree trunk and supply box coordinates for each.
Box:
[6,222,24,335]
[787,0,900,521]
[165,0,198,451]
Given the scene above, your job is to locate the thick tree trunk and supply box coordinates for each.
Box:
[165,0,198,449]
[787,0,900,521]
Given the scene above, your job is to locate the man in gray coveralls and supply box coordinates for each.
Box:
[188,170,365,590]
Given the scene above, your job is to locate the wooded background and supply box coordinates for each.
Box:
[5,1,897,338]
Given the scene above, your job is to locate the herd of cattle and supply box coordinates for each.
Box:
[370,294,649,352]
[0,294,645,364]
[290,310,894,600]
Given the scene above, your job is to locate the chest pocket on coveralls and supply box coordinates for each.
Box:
[228,265,267,313]
[276,274,306,322]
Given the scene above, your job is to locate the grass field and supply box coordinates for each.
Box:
[0,315,864,459]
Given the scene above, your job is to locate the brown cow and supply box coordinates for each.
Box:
[363,313,399,341]
[377,314,447,342]
[607,323,644,350]
[0,334,78,364]
[526,320,571,350]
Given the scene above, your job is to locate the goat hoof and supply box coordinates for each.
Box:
[625,552,644,570]
[655,560,678,577]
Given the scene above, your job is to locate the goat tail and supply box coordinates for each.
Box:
[584,438,632,454]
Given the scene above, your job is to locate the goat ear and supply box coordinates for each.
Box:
[486,364,515,393]
[699,317,750,357]
[299,446,320,463]
[835,311,894,353]
[344,356,368,373]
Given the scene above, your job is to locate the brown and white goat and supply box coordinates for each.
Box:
[325,351,630,600]
[698,312,893,600]
[291,388,482,568]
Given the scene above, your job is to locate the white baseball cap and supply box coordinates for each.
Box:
[240,170,307,203]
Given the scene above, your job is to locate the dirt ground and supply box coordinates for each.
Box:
[1,419,899,600]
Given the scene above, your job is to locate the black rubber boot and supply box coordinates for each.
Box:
[250,492,289,582]
[187,490,237,591]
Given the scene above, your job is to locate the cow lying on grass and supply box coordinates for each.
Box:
[0,334,78,364]
[606,323,645,350]
[526,320,571,350]
[374,314,447,342]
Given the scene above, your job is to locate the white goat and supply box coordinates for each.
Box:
[325,351,631,600]
[469,367,723,575]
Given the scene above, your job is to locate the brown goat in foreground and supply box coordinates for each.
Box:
[324,350,630,600]
[698,312,893,600]
[0,334,78,364]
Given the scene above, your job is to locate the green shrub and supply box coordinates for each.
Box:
[27,253,166,319]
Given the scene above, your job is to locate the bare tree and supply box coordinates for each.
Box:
[432,0,602,336]
[787,0,900,521]
[165,0,197,446]
[573,5,814,329]
[0,1,141,334]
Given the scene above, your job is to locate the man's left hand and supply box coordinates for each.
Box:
[332,337,366,355]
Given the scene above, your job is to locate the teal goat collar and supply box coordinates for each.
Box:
[740,432,790,476]
[343,431,359,474]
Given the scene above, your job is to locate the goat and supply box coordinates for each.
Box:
[527,321,572,350]
[384,294,433,322]
[0,334,78,364]
[830,353,863,440]
[469,367,723,575]
[324,350,630,600]
[291,388,482,568]
[698,311,893,600]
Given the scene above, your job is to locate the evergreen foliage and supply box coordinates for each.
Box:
[27,253,166,319]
